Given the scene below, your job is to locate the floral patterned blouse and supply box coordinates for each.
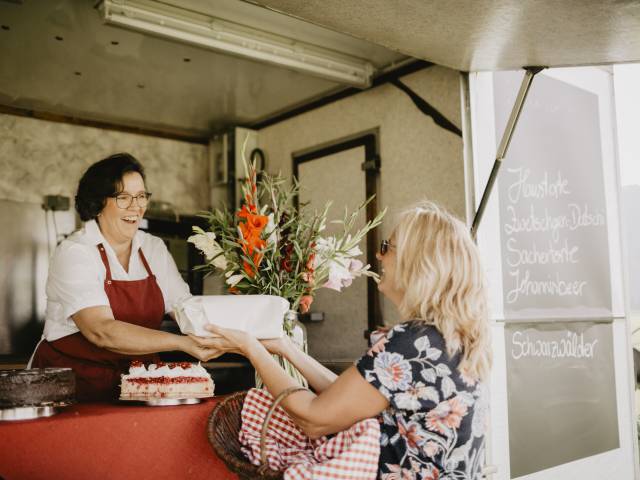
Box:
[356,320,488,480]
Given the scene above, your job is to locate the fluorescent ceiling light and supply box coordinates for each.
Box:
[99,0,375,87]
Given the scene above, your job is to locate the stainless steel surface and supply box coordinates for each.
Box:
[0,0,405,136]
[252,0,640,71]
[0,200,75,356]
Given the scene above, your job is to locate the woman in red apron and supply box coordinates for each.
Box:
[31,153,218,401]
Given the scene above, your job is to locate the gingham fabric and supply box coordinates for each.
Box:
[239,388,381,479]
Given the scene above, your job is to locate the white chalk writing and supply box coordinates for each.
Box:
[506,270,587,304]
[507,167,571,204]
[511,330,598,360]
[502,166,607,306]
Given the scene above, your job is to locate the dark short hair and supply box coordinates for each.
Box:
[75,153,146,221]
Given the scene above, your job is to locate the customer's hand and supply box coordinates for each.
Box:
[260,336,293,357]
[203,324,259,356]
[181,335,225,362]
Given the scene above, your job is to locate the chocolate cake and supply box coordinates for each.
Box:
[0,368,76,408]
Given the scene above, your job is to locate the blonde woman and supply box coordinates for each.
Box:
[202,201,492,479]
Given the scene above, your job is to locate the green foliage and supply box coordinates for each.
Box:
[191,160,385,318]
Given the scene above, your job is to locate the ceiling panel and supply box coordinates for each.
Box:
[0,0,406,138]
[251,0,640,71]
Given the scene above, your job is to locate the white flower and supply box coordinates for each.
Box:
[225,274,244,287]
[265,213,278,247]
[343,235,362,257]
[188,226,227,270]
[374,351,412,391]
[323,256,370,291]
[313,236,334,259]
[395,382,439,410]
[323,257,352,291]
[313,236,372,292]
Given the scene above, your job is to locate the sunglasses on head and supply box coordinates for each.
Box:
[380,239,394,256]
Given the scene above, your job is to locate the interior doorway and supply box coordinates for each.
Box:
[293,132,382,366]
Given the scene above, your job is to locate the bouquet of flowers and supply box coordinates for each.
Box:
[188,151,384,383]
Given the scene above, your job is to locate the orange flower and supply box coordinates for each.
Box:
[238,206,267,278]
[235,163,268,278]
[239,223,259,247]
[250,215,268,231]
[237,204,258,218]
[252,252,263,268]
[305,253,315,271]
[243,260,254,276]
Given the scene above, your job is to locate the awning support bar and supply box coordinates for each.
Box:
[470,66,545,238]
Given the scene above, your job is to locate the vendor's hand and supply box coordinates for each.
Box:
[204,324,258,356]
[189,333,243,357]
[181,335,225,362]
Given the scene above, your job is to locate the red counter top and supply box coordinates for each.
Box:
[0,397,238,480]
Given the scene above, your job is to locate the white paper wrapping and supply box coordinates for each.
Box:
[173,295,288,339]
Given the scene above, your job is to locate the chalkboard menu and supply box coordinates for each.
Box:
[494,73,612,319]
[492,71,620,478]
[505,322,619,478]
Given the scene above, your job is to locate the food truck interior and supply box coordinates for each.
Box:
[1,1,640,478]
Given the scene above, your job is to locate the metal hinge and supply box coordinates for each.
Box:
[361,155,381,172]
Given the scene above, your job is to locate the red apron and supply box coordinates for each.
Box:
[32,243,166,401]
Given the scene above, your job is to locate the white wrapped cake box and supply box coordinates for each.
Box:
[173,295,288,339]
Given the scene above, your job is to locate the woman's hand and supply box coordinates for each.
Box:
[260,336,294,357]
[180,335,225,362]
[203,324,260,356]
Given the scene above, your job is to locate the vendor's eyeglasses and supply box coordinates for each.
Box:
[111,192,152,209]
[380,239,395,256]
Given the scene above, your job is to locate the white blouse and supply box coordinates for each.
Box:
[42,220,191,342]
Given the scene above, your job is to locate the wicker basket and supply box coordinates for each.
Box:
[207,388,306,480]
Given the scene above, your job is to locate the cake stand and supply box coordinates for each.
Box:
[145,398,201,406]
[0,400,74,421]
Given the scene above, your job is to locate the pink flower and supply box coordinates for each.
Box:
[301,271,315,285]
[426,396,468,435]
[299,295,313,314]
[424,440,441,457]
[420,465,440,480]
[397,418,427,451]
[381,464,414,480]
[349,258,363,272]
[322,256,368,292]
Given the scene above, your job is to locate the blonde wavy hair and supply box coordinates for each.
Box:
[392,201,492,381]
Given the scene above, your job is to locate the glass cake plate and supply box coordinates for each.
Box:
[0,400,74,421]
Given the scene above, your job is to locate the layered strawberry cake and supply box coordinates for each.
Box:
[120,361,214,400]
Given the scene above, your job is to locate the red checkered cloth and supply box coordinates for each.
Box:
[239,388,381,479]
